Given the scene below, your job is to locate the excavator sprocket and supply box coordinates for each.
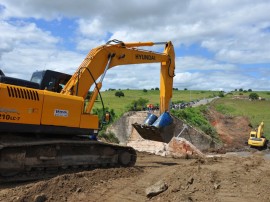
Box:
[0,135,136,183]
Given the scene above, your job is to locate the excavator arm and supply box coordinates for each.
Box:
[61,40,175,114]
[257,122,264,138]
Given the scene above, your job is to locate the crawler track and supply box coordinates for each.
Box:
[0,135,136,183]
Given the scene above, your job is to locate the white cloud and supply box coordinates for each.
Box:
[174,70,270,91]
[1,46,84,79]
[0,0,270,91]
[176,56,237,72]
[0,20,58,57]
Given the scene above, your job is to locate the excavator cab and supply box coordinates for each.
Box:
[0,69,71,93]
[30,70,71,92]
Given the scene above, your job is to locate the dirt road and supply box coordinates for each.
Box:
[1,151,270,202]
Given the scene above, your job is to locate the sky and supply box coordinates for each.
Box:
[0,0,270,91]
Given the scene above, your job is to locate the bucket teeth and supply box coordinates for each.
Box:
[132,123,174,143]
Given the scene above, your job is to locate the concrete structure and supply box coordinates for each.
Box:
[106,111,220,157]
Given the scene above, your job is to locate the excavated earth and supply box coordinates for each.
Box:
[1,108,269,202]
[205,106,252,152]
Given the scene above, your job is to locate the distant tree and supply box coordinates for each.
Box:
[248,89,252,92]
[184,88,188,91]
[151,88,154,90]
[173,88,178,90]
[155,87,159,90]
[128,97,149,111]
[218,91,225,97]
[115,91,125,97]
[235,89,238,91]
[239,88,243,92]
[143,89,148,92]
[249,92,259,100]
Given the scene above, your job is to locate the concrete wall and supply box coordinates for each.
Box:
[106,111,219,152]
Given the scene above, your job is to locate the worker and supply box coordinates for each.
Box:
[105,111,111,122]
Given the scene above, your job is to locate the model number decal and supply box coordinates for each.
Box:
[0,113,20,121]
[54,109,69,117]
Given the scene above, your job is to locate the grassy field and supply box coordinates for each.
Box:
[226,90,270,99]
[93,89,219,116]
[212,92,270,138]
[92,89,270,138]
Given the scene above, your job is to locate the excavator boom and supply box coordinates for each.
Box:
[61,40,175,114]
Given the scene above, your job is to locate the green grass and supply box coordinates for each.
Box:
[226,90,270,99]
[93,89,219,117]
[212,97,270,139]
[91,89,270,139]
[171,106,219,142]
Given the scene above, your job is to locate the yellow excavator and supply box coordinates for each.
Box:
[248,122,268,149]
[0,39,175,181]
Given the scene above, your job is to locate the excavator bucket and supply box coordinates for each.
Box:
[132,112,176,143]
[132,123,175,143]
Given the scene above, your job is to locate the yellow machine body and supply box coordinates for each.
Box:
[248,122,267,148]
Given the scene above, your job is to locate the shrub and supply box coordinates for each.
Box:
[171,106,219,141]
[127,97,149,111]
[115,91,125,97]
[249,92,259,100]
[218,91,224,97]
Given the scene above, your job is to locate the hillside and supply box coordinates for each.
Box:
[211,97,270,139]
[93,89,219,116]
[93,89,270,137]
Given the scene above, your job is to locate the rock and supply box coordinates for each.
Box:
[76,187,82,193]
[214,183,220,190]
[34,193,47,202]
[187,176,194,185]
[145,180,168,198]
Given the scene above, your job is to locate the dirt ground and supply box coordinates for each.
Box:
[1,152,270,202]
[1,108,268,202]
